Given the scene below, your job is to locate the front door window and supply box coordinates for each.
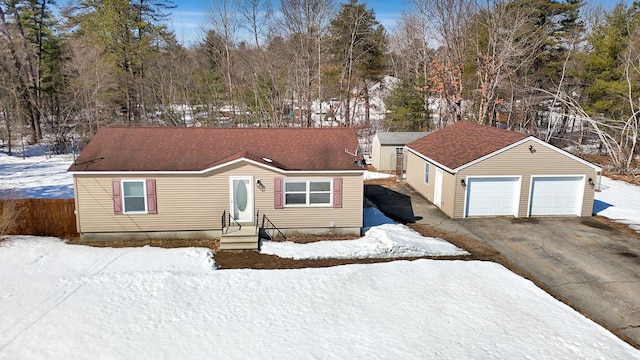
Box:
[230,177,253,222]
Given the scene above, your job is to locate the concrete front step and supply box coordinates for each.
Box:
[220,226,259,250]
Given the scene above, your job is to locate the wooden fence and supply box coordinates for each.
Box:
[0,199,78,238]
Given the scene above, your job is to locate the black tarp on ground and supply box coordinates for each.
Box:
[364,184,416,224]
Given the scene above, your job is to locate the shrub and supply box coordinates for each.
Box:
[0,197,23,237]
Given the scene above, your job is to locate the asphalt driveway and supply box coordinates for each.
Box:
[367,182,640,348]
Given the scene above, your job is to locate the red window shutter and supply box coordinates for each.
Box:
[274,177,283,209]
[146,179,157,214]
[333,177,343,208]
[112,179,123,214]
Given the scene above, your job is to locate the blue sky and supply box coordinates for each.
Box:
[168,0,630,46]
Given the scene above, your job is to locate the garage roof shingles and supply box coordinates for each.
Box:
[68,127,363,172]
[407,121,529,170]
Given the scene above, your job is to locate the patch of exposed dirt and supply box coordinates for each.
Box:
[592,216,640,240]
[275,234,360,244]
[67,238,220,252]
[213,251,461,270]
[577,153,640,185]
[605,172,640,186]
[364,177,399,186]
[579,153,610,167]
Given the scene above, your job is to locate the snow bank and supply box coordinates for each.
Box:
[261,223,468,259]
[363,170,395,181]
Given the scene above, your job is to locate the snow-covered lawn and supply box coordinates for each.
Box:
[0,236,637,359]
[594,176,640,232]
[0,149,74,198]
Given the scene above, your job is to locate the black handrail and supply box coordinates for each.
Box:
[255,210,260,233]
[228,213,242,231]
[222,210,242,234]
[221,210,226,231]
[261,214,286,240]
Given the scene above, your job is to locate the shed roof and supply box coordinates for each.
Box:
[68,127,363,173]
[406,121,529,170]
[376,132,428,145]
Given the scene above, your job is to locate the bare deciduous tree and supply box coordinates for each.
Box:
[280,0,335,127]
[411,0,472,127]
[469,0,545,124]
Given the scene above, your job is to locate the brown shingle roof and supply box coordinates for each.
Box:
[68,127,363,172]
[406,121,530,170]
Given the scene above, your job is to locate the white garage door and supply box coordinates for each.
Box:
[465,177,520,217]
[529,176,583,216]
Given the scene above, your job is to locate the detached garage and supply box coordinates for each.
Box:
[405,121,601,218]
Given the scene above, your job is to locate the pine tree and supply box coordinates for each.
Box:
[64,0,174,125]
[328,0,387,127]
[384,78,430,131]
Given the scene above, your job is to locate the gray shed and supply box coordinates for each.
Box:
[371,132,428,173]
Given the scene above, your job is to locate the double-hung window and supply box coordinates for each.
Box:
[112,179,157,215]
[122,180,147,213]
[285,180,332,206]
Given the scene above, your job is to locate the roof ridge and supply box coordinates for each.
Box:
[406,120,530,170]
[101,126,356,130]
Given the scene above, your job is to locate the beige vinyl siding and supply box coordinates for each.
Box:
[375,145,400,171]
[75,162,363,234]
[405,151,456,217]
[372,135,406,172]
[439,170,457,217]
[454,139,597,218]
[406,151,432,201]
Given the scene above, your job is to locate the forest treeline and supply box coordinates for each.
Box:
[0,0,639,172]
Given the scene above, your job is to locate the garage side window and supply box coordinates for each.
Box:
[424,163,430,184]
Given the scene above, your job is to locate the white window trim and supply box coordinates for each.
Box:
[284,179,333,207]
[122,180,148,214]
[424,162,430,185]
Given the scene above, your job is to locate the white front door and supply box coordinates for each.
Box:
[434,169,443,207]
[229,176,253,223]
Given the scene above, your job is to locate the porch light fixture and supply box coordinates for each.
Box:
[461,179,466,187]
[529,145,535,153]
[256,179,265,191]
[588,177,595,188]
